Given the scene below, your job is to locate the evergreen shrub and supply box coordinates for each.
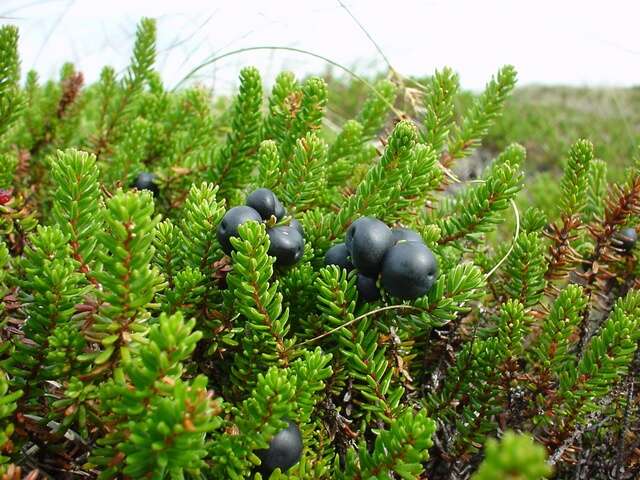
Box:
[0,18,638,480]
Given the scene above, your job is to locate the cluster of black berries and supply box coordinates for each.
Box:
[217,188,305,266]
[325,217,438,301]
[255,420,302,476]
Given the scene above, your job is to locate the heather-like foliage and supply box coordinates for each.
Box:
[0,18,638,480]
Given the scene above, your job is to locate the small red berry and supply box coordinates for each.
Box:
[0,189,12,205]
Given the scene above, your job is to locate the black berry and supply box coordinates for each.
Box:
[290,218,304,237]
[274,198,286,221]
[217,206,262,254]
[324,243,354,271]
[391,227,423,245]
[268,226,304,266]
[256,420,303,476]
[132,172,159,197]
[381,241,438,300]
[246,188,280,220]
[616,227,637,253]
[357,274,381,302]
[346,217,393,277]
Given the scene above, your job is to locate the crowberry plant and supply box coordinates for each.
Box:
[0,17,638,480]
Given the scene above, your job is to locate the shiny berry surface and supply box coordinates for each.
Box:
[256,421,303,475]
[391,227,423,245]
[346,217,393,277]
[290,218,304,237]
[267,225,305,266]
[381,241,438,300]
[357,274,381,302]
[217,206,262,254]
[324,243,354,271]
[246,188,279,220]
[274,198,286,221]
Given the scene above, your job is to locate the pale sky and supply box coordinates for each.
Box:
[2,0,639,92]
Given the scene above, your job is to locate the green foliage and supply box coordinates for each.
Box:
[213,66,263,198]
[349,120,418,216]
[471,431,552,480]
[8,226,85,397]
[210,366,296,479]
[0,25,21,140]
[265,74,328,168]
[254,140,280,191]
[324,79,398,199]
[447,65,517,161]
[429,300,530,454]
[423,67,459,155]
[316,266,403,425]
[263,71,299,149]
[488,141,526,172]
[435,150,524,245]
[356,78,398,139]
[560,138,594,215]
[305,120,438,253]
[0,369,21,469]
[557,290,640,424]
[0,153,16,189]
[179,182,225,272]
[125,18,157,92]
[2,18,640,480]
[50,149,103,275]
[326,120,364,178]
[410,262,486,329]
[94,17,157,157]
[227,221,295,393]
[0,240,9,294]
[339,409,435,479]
[105,117,154,187]
[503,231,546,308]
[211,349,332,479]
[328,119,441,229]
[89,190,163,368]
[279,133,328,213]
[93,312,221,479]
[584,158,607,222]
[529,285,588,381]
[291,77,328,147]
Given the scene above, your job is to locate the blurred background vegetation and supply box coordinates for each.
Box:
[317,71,640,235]
[324,72,640,176]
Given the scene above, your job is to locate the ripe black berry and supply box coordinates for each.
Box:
[256,420,303,476]
[357,274,381,302]
[290,218,304,237]
[217,206,262,254]
[391,227,423,245]
[346,217,393,277]
[132,172,159,197]
[324,243,354,271]
[616,227,637,253]
[246,188,280,220]
[381,241,438,300]
[268,226,304,266]
[274,199,286,221]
